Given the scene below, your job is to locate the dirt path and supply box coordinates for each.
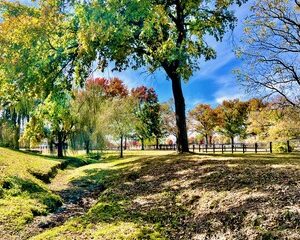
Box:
[20,167,105,239]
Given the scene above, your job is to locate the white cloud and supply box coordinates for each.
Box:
[213,73,247,105]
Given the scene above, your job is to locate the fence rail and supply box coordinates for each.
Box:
[145,141,294,154]
[87,140,297,153]
[189,143,272,153]
[145,144,177,151]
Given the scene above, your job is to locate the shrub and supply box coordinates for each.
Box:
[273,142,293,153]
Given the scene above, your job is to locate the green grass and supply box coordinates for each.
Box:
[0,147,96,236]
[30,151,300,239]
[2,149,300,239]
[0,148,65,234]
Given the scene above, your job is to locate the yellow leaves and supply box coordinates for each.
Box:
[140,5,170,41]
[0,0,70,51]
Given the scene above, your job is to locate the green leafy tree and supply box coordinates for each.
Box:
[71,77,128,154]
[246,98,270,142]
[0,115,18,148]
[188,104,219,144]
[72,88,103,154]
[100,97,136,158]
[247,108,272,142]
[0,0,90,98]
[216,99,249,145]
[131,86,162,150]
[22,91,76,158]
[76,0,247,152]
[0,80,35,149]
[0,0,92,153]
[268,107,300,142]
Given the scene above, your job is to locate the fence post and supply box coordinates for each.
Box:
[213,144,215,154]
[255,143,258,153]
[205,144,208,153]
[231,144,234,154]
[270,142,272,153]
[243,144,245,153]
[192,144,195,153]
[221,144,224,154]
[199,144,201,152]
[287,140,291,153]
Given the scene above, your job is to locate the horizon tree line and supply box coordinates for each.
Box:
[188,98,300,150]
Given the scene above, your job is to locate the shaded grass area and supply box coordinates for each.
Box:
[32,151,300,240]
[0,147,97,237]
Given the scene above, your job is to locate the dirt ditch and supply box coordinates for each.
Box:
[20,179,105,239]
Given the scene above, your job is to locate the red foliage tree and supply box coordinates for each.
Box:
[86,77,128,98]
[106,77,128,97]
[131,86,158,103]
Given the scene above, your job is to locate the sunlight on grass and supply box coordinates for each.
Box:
[0,147,60,180]
[33,151,300,239]
[1,149,299,239]
[0,148,63,235]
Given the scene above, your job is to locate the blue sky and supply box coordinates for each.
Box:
[17,0,253,109]
[94,2,254,109]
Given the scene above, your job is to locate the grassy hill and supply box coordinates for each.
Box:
[1,149,299,239]
[0,147,64,236]
[29,151,300,240]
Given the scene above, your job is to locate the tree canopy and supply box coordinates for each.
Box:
[188,104,219,144]
[75,0,247,152]
[216,99,249,145]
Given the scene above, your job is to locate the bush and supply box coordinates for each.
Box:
[273,142,293,153]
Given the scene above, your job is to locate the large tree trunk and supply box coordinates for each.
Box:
[120,135,123,158]
[163,66,189,153]
[156,137,159,150]
[57,131,64,158]
[172,75,189,153]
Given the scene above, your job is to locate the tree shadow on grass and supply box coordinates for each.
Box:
[68,152,300,239]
